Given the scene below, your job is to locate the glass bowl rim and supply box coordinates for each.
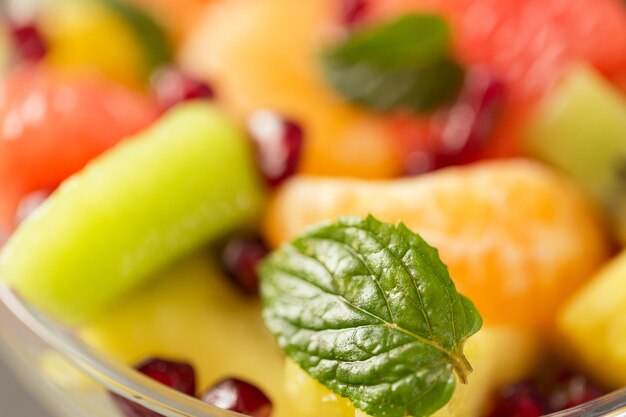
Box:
[0,279,246,417]
[1,277,626,417]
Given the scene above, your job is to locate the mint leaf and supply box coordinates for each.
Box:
[260,215,482,417]
[321,14,464,113]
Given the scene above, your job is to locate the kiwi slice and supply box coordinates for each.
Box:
[526,65,626,240]
[1,102,265,323]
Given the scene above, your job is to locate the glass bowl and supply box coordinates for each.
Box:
[0,280,625,417]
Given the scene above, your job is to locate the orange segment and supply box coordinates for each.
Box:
[180,0,404,179]
[264,160,611,330]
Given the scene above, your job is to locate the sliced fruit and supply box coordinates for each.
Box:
[525,65,626,242]
[371,0,626,104]
[0,67,160,233]
[0,102,265,322]
[285,326,539,417]
[180,0,404,179]
[39,0,170,86]
[80,254,298,417]
[264,160,610,329]
[558,250,626,389]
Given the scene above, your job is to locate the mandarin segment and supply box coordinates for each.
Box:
[180,0,404,179]
[264,160,611,329]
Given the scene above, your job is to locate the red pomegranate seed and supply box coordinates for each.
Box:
[136,358,196,396]
[222,236,269,294]
[548,372,605,412]
[248,110,303,187]
[113,358,196,417]
[404,69,506,175]
[201,378,272,417]
[342,0,369,26]
[487,382,549,417]
[152,66,215,110]
[9,22,47,63]
[431,70,506,166]
[15,189,52,224]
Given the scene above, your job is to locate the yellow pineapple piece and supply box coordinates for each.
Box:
[284,326,539,417]
[80,254,299,417]
[558,250,626,388]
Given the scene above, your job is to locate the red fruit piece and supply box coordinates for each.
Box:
[151,66,215,110]
[403,69,506,175]
[248,110,304,187]
[202,378,272,417]
[488,382,549,417]
[342,0,370,26]
[548,372,605,412]
[113,358,196,417]
[136,358,196,396]
[432,70,505,170]
[9,22,47,62]
[372,0,626,104]
[222,236,269,294]
[0,67,159,234]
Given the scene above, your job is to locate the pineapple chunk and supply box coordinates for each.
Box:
[558,250,626,388]
[80,254,299,417]
[284,327,539,417]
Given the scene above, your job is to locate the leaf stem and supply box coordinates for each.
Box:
[451,352,473,384]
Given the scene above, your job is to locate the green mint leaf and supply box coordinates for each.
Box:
[321,14,464,113]
[260,215,482,417]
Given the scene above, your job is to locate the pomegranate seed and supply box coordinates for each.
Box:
[222,236,269,294]
[113,358,196,417]
[342,0,369,26]
[548,372,605,412]
[152,66,215,110]
[488,382,549,417]
[15,189,52,224]
[248,110,303,187]
[136,358,196,395]
[404,70,506,175]
[9,22,47,63]
[432,70,506,165]
[201,378,272,417]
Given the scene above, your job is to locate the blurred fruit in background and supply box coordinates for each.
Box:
[180,0,408,179]
[3,0,171,87]
[525,65,626,243]
[124,0,212,44]
[371,0,626,104]
[179,0,626,179]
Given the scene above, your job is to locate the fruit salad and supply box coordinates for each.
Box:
[0,1,625,417]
